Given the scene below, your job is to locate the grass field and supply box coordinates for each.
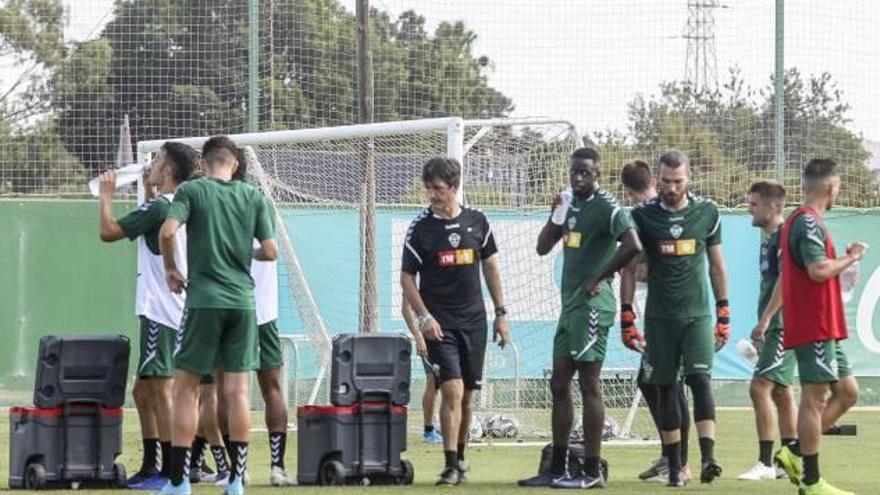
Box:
[1,408,874,493]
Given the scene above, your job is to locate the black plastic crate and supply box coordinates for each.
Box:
[33,335,130,409]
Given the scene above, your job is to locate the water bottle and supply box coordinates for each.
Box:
[840,261,859,303]
[841,261,859,293]
[88,162,149,197]
[736,338,758,366]
[551,186,573,225]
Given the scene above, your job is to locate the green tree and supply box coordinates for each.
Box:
[623,69,876,207]
[0,0,66,123]
[52,0,513,172]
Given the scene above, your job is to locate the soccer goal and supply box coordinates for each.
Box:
[136,117,651,440]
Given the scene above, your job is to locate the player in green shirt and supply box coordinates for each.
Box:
[620,160,694,484]
[158,136,277,495]
[519,148,641,489]
[737,181,797,481]
[97,142,198,489]
[621,150,729,487]
[771,159,864,495]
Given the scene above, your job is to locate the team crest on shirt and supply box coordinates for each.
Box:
[448,232,461,248]
[568,216,577,230]
[670,224,683,239]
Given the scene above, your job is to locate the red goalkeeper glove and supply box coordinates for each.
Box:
[715,299,731,351]
[620,304,645,352]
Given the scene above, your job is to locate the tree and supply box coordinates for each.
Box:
[622,68,876,207]
[52,0,513,172]
[0,0,66,124]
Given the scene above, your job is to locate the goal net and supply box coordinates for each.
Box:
[137,117,653,440]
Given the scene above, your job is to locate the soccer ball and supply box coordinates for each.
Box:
[484,414,521,438]
[602,417,622,441]
[570,417,584,440]
[569,416,622,441]
[468,415,484,442]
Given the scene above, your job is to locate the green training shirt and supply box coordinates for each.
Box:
[631,194,722,319]
[168,177,274,309]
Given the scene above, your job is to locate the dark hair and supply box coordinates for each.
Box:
[803,158,838,182]
[201,135,238,167]
[571,147,600,163]
[749,180,786,202]
[160,142,199,183]
[422,157,461,188]
[659,149,689,169]
[620,160,653,192]
[232,147,248,182]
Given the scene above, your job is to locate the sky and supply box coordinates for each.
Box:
[8,0,880,141]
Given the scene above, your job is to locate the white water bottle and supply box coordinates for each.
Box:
[551,187,573,225]
[88,162,149,197]
[736,338,758,366]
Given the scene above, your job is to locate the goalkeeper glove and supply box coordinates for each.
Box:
[620,304,645,352]
[715,299,731,351]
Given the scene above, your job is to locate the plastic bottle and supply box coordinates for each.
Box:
[88,162,148,197]
[550,186,573,225]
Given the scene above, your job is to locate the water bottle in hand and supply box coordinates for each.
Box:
[88,162,148,197]
[551,187,573,225]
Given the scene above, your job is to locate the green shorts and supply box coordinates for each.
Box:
[137,316,176,378]
[258,320,284,371]
[553,308,612,363]
[200,375,215,385]
[174,308,258,375]
[794,339,852,384]
[643,316,714,385]
[754,326,796,387]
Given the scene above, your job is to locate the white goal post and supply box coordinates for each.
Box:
[137,117,650,440]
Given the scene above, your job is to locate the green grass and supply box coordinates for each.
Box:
[1,409,874,493]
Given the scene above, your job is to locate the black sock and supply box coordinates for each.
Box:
[141,438,160,474]
[787,439,802,457]
[666,442,682,481]
[680,433,689,467]
[211,445,229,473]
[699,437,715,463]
[169,446,191,486]
[269,431,286,469]
[191,436,207,469]
[457,443,466,463]
[160,441,172,478]
[803,453,820,485]
[550,445,568,475]
[222,434,231,465]
[424,425,435,434]
[584,457,600,478]
[759,440,774,467]
[444,450,459,469]
[228,441,248,484]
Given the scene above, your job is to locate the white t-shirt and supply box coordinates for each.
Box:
[251,239,278,325]
[134,193,187,330]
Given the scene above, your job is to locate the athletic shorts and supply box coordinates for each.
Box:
[753,326,796,387]
[174,308,258,376]
[258,320,284,371]
[200,375,215,385]
[137,316,176,379]
[794,339,852,384]
[553,308,612,363]
[643,316,714,385]
[426,325,487,390]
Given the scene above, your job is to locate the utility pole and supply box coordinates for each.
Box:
[356,0,378,333]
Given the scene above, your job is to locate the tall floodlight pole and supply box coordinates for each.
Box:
[684,0,722,92]
[357,0,378,333]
